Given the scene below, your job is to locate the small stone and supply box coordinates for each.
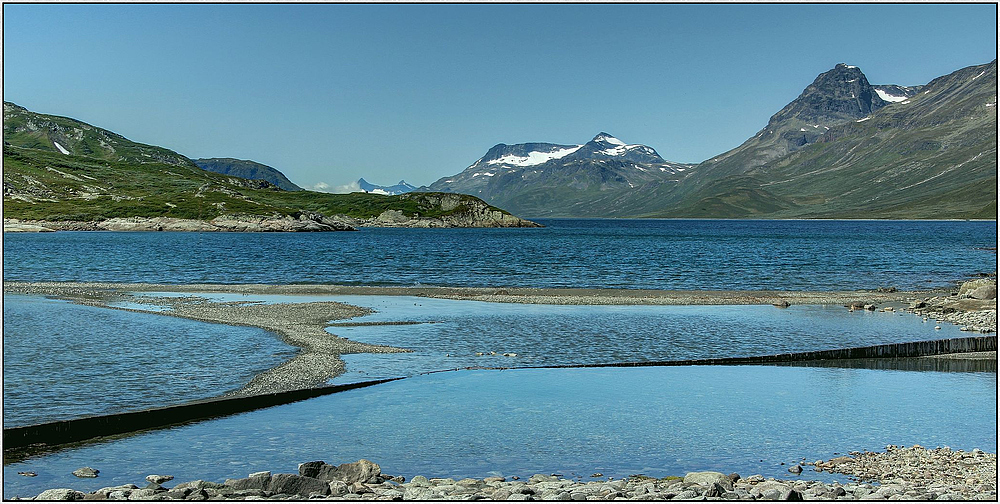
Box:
[73,467,100,478]
[590,473,603,478]
[145,474,174,485]
[17,471,37,477]
[788,465,803,474]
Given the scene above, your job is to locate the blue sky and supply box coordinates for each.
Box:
[3,3,996,191]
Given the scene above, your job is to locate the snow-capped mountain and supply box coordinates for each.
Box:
[358,178,417,195]
[425,133,694,217]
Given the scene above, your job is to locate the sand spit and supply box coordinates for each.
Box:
[4,281,995,395]
[3,283,410,395]
[2,280,945,305]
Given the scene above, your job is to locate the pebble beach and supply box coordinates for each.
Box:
[17,446,998,501]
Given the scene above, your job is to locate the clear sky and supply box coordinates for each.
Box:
[3,3,997,191]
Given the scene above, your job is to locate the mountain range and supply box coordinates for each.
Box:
[426,132,694,217]
[358,178,417,195]
[427,60,996,219]
[4,59,995,222]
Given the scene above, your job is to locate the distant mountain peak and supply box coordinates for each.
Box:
[357,178,416,195]
[592,132,625,145]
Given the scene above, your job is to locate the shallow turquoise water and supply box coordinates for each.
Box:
[2,294,296,427]
[3,365,995,499]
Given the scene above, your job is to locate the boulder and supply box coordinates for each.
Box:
[683,471,733,491]
[312,459,382,484]
[224,472,272,491]
[37,489,85,501]
[145,475,173,485]
[969,284,997,300]
[959,278,997,298]
[73,467,100,478]
[267,473,330,496]
[298,461,326,478]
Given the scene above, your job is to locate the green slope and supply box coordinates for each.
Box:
[3,103,528,226]
[646,60,997,219]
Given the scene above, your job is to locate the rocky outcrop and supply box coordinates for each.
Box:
[959,278,998,300]
[348,193,541,228]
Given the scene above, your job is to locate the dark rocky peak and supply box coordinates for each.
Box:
[768,63,887,126]
[567,132,665,164]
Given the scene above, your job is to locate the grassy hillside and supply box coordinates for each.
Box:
[2,145,514,223]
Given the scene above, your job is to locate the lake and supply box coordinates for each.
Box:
[2,219,996,498]
[3,219,995,290]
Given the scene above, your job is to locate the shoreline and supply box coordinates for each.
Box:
[0,280,956,305]
[14,446,998,501]
[4,281,995,396]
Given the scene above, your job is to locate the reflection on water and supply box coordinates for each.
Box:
[320,295,976,384]
[778,357,997,373]
[3,365,996,499]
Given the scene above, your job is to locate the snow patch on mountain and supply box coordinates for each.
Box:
[487,145,583,167]
[53,141,70,155]
[874,89,908,103]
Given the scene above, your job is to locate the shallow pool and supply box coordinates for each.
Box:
[3,364,995,499]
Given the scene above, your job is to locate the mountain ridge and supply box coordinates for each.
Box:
[194,158,302,192]
[423,60,996,220]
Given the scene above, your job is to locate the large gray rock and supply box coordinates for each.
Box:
[72,467,100,478]
[36,489,85,501]
[312,459,382,484]
[145,474,173,485]
[959,279,997,299]
[267,473,331,496]
[969,284,997,300]
[683,471,734,491]
[298,461,326,478]
[224,472,272,491]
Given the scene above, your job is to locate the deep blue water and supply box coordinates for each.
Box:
[3,219,996,290]
[3,365,995,499]
[2,294,296,428]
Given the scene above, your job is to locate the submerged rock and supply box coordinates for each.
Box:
[71,467,99,478]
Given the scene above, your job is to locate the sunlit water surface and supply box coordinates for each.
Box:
[3,365,995,499]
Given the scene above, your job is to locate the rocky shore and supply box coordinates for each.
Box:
[20,446,997,501]
[2,194,540,232]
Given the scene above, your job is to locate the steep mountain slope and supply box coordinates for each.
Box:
[694,64,893,180]
[3,104,537,229]
[427,133,694,217]
[358,178,417,195]
[3,102,194,168]
[194,158,302,191]
[656,60,997,219]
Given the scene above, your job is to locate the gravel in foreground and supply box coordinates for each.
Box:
[19,446,997,501]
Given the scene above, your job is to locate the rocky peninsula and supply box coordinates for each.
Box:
[3,194,541,232]
[18,446,998,501]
